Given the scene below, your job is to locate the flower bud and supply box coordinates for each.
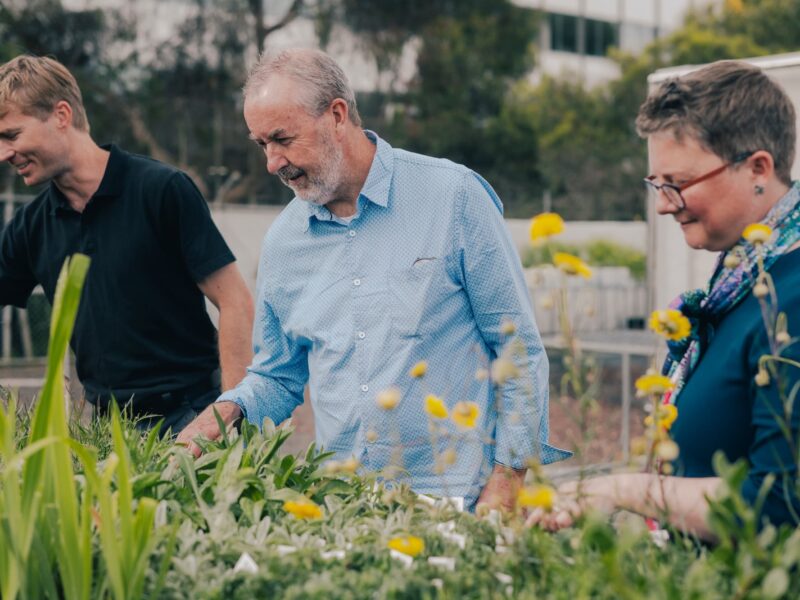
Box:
[753,283,769,298]
[376,387,401,410]
[755,368,770,387]
[539,295,554,310]
[500,319,517,336]
[723,253,740,269]
[776,331,791,345]
[655,439,679,461]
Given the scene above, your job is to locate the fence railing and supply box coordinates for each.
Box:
[1,193,43,365]
[526,266,647,336]
[1,194,649,365]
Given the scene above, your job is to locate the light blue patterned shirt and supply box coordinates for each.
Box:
[218,131,569,505]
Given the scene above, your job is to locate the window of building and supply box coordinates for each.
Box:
[585,18,618,56]
[548,13,618,57]
[549,13,578,53]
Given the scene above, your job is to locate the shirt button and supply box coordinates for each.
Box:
[360,384,369,392]
[357,331,366,339]
[353,278,361,286]
[348,230,356,237]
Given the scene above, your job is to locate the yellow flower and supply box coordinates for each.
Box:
[441,448,457,465]
[409,361,427,378]
[376,387,401,410]
[529,212,564,244]
[283,498,323,520]
[424,394,448,419]
[649,309,691,341]
[655,403,678,430]
[387,535,425,557]
[726,0,744,15]
[755,368,770,387]
[553,252,592,279]
[742,223,772,245]
[452,401,479,429]
[635,374,674,396]
[517,484,557,511]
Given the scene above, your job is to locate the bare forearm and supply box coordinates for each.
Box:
[587,473,721,541]
[197,263,255,391]
[218,303,254,390]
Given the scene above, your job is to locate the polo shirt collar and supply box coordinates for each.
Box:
[302,130,394,231]
[49,143,126,215]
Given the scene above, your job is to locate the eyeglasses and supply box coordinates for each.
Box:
[644,151,753,210]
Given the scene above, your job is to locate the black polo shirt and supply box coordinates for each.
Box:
[0,144,235,398]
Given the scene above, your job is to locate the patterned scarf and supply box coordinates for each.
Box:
[662,181,800,403]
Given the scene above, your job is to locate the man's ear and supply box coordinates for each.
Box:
[329,98,349,131]
[52,100,74,130]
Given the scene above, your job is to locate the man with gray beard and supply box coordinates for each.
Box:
[177,48,567,512]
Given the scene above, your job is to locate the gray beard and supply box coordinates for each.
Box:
[279,135,345,206]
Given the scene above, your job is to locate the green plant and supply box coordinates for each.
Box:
[521,238,646,281]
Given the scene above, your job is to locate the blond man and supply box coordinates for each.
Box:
[0,55,254,433]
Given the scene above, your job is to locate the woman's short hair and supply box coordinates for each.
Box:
[243,48,362,127]
[636,60,796,185]
[0,55,89,132]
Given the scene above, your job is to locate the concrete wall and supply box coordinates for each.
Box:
[210,204,648,294]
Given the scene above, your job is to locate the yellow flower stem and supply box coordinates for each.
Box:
[643,393,659,474]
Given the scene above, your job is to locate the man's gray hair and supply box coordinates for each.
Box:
[244,48,361,126]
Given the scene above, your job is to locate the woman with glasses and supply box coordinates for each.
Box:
[529,60,800,542]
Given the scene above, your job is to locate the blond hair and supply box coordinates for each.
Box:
[0,55,89,132]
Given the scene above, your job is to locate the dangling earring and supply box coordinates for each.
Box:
[755,184,765,195]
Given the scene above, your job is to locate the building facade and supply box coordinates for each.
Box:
[514,0,721,87]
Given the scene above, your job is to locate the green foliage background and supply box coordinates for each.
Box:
[1,0,799,216]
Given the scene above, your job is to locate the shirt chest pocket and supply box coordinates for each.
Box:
[386,258,457,337]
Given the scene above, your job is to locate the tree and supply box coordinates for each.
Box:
[0,0,308,203]
[516,1,772,220]
[327,0,544,216]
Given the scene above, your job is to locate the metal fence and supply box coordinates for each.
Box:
[526,266,648,336]
[0,193,47,365]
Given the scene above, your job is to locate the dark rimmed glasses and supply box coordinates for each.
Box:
[644,151,754,210]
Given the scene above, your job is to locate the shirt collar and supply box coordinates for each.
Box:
[49,143,126,215]
[302,130,394,231]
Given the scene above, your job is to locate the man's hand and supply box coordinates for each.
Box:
[476,463,527,514]
[175,401,242,458]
